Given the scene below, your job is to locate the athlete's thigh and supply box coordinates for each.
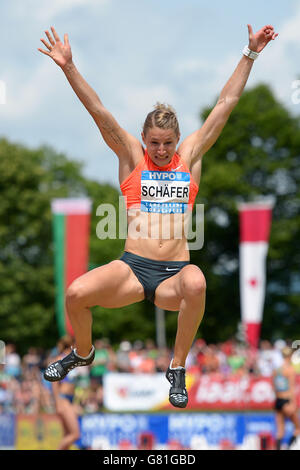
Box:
[282,401,296,417]
[68,260,145,308]
[290,410,300,429]
[154,264,205,311]
[275,410,285,433]
[57,400,79,434]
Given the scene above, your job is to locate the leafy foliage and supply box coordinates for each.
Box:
[190,84,300,343]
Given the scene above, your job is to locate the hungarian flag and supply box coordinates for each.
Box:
[51,198,92,336]
[239,202,273,348]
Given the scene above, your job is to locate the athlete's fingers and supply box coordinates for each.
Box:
[264,26,274,36]
[51,26,61,43]
[272,33,279,40]
[45,30,55,46]
[40,38,52,51]
[247,24,253,37]
[38,48,51,56]
[64,33,69,46]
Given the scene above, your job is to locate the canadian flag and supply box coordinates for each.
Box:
[239,202,273,348]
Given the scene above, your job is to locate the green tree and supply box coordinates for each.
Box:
[0,140,88,353]
[187,84,300,343]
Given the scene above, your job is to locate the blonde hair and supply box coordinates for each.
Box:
[282,346,293,358]
[143,102,180,137]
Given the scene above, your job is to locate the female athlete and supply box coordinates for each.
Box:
[40,24,278,408]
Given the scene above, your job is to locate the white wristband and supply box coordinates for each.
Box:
[243,45,259,61]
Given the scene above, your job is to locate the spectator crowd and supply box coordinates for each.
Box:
[0,337,299,416]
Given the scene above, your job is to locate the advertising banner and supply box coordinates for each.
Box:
[103,373,170,411]
[104,373,300,411]
[80,412,296,450]
[80,413,167,449]
[0,412,297,450]
[0,414,15,449]
[16,414,63,450]
[187,375,275,410]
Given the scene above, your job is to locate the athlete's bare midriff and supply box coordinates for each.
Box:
[276,391,292,400]
[60,381,75,396]
[124,210,191,261]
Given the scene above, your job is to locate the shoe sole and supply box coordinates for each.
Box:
[43,371,67,382]
[169,400,188,408]
[169,396,188,408]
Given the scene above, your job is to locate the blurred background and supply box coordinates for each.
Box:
[0,0,300,450]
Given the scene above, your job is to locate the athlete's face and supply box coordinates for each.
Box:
[142,127,180,167]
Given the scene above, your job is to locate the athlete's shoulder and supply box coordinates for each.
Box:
[176,147,192,168]
[119,144,145,186]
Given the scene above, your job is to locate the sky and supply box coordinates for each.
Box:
[1,0,300,188]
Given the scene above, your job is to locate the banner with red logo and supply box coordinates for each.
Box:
[186,375,274,411]
[103,373,170,411]
[103,373,300,411]
[238,202,273,348]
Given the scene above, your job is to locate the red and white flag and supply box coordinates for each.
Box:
[239,202,273,348]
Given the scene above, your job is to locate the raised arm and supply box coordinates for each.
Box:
[178,24,278,163]
[38,27,141,161]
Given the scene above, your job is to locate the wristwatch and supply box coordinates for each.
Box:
[243,45,259,60]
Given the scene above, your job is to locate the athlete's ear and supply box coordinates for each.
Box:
[141,132,146,145]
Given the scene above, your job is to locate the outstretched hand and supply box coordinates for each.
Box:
[247,24,278,53]
[38,26,72,68]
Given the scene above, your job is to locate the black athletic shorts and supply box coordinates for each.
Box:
[120,251,189,303]
[274,398,290,411]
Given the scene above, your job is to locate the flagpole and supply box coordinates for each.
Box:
[155,306,166,349]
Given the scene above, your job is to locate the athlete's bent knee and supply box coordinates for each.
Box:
[181,272,206,299]
[66,280,87,310]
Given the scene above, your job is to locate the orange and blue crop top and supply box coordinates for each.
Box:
[120,150,199,214]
